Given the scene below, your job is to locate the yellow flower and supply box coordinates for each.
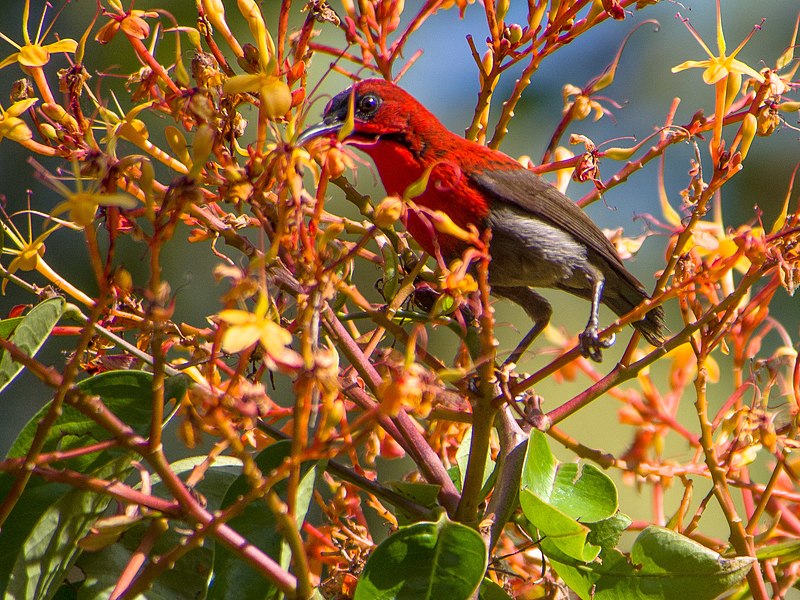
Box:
[30,160,137,229]
[218,1,291,122]
[1,215,52,283]
[666,343,720,386]
[671,0,764,85]
[97,98,190,175]
[373,196,405,228]
[223,73,292,120]
[692,225,764,276]
[0,98,37,144]
[0,0,76,70]
[0,206,93,306]
[562,84,606,121]
[217,294,302,370]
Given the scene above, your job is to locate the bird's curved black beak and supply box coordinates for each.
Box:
[295,119,344,146]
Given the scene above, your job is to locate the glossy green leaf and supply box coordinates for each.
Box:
[586,511,632,554]
[207,441,323,600]
[0,457,130,600]
[75,457,243,599]
[0,370,186,598]
[0,315,23,339]
[479,577,514,600]
[389,480,441,525]
[6,371,188,472]
[520,489,597,562]
[553,526,754,600]
[456,426,496,495]
[535,511,633,570]
[0,298,64,394]
[354,513,487,600]
[520,431,618,563]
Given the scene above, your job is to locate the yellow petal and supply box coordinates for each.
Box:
[96,192,138,209]
[431,210,475,243]
[671,59,710,74]
[373,196,404,228]
[259,322,293,357]
[221,323,262,353]
[223,73,262,95]
[0,52,21,70]
[116,120,149,144]
[69,200,99,227]
[217,309,254,325]
[120,15,151,40]
[95,20,120,44]
[0,117,32,142]
[44,39,78,55]
[7,98,39,117]
[701,63,727,85]
[728,58,764,82]
[259,78,291,120]
[10,245,43,271]
[17,45,50,68]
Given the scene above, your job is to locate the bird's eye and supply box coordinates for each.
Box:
[358,94,380,116]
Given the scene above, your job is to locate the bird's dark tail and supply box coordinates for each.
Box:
[632,304,667,347]
[601,269,667,348]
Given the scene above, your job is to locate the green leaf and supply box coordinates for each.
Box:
[587,512,632,554]
[207,441,323,600]
[0,297,64,394]
[6,371,187,472]
[0,457,130,600]
[354,513,487,600]
[519,431,618,563]
[75,457,243,599]
[389,481,441,508]
[520,489,597,562]
[0,370,186,598]
[456,426,496,496]
[552,526,754,600]
[479,577,514,600]
[756,539,800,562]
[535,511,633,570]
[520,429,557,499]
[389,480,441,525]
[0,315,23,339]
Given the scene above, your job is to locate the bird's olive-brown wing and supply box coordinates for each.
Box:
[471,167,666,345]
[469,168,632,276]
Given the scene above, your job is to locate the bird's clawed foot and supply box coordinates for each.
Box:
[578,327,615,362]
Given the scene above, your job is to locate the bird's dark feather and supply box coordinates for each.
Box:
[470,168,642,292]
[471,168,666,345]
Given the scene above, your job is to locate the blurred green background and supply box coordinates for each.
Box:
[0,0,797,541]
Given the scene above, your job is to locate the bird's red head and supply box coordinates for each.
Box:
[296,79,440,148]
[297,79,497,257]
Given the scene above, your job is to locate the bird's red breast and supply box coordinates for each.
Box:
[353,135,497,257]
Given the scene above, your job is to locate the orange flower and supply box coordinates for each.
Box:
[95,8,158,44]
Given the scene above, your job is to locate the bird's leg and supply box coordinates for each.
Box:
[506,319,549,367]
[493,286,553,366]
[578,277,615,362]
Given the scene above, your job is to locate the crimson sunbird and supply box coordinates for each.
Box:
[298,79,666,362]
